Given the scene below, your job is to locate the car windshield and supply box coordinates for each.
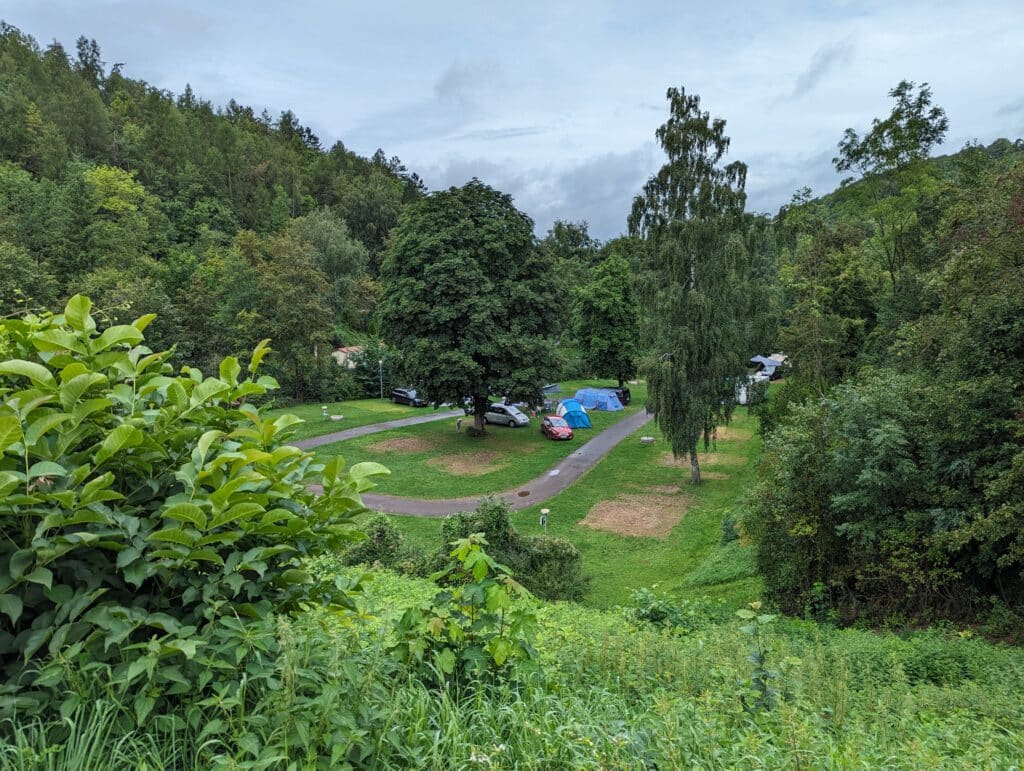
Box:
[548,417,568,427]
[506,406,525,418]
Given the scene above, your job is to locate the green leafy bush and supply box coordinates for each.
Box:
[390,533,538,686]
[432,498,589,601]
[341,513,419,569]
[0,296,388,724]
[625,586,728,634]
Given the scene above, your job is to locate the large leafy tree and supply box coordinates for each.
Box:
[628,87,761,484]
[572,250,638,386]
[833,81,948,297]
[378,179,559,433]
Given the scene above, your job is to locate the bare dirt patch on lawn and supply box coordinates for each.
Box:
[367,436,437,454]
[580,490,693,538]
[714,426,753,442]
[658,452,746,468]
[700,471,730,480]
[427,451,507,476]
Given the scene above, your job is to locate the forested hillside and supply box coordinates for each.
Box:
[744,83,1024,629]
[0,24,423,400]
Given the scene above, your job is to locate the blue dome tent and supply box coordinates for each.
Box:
[556,398,592,428]
[574,388,624,411]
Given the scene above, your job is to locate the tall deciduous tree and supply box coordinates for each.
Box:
[572,250,638,386]
[628,86,759,484]
[379,179,559,434]
[833,81,948,295]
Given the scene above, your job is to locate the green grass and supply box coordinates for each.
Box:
[265,397,430,441]
[268,380,645,444]
[384,405,764,610]
[313,382,648,498]
[13,569,1024,768]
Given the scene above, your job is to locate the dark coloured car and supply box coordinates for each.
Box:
[390,387,428,407]
[540,415,573,440]
[595,386,631,406]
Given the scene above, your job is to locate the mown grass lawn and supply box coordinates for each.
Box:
[385,405,764,610]
[313,381,649,498]
[265,398,427,441]
[268,379,644,443]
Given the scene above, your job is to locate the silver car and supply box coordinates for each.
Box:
[484,403,530,427]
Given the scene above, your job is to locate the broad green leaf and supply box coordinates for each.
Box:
[190,378,230,406]
[0,471,20,498]
[80,472,118,505]
[0,414,22,453]
[149,528,196,547]
[59,373,107,411]
[95,424,143,466]
[248,339,272,374]
[134,694,156,724]
[94,325,144,352]
[186,549,224,566]
[209,502,262,530]
[0,360,56,389]
[64,295,94,332]
[272,413,304,431]
[9,550,34,580]
[280,569,312,585]
[0,594,23,625]
[349,461,391,481]
[71,398,114,426]
[132,313,157,332]
[162,503,207,530]
[166,380,188,411]
[219,357,241,386]
[26,566,53,589]
[31,328,88,355]
[25,413,72,446]
[27,460,68,478]
[194,430,222,464]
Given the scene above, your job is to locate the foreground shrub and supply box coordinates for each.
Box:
[433,498,589,601]
[0,296,388,724]
[390,533,538,687]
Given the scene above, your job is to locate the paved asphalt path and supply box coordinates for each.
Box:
[292,409,464,450]
[360,408,655,517]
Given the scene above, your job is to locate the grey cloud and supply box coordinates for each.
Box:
[744,146,842,216]
[345,59,506,149]
[996,97,1024,117]
[788,40,855,100]
[451,126,549,142]
[419,144,657,241]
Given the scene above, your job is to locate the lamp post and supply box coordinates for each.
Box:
[378,359,384,399]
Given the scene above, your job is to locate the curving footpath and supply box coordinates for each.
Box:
[292,409,464,450]
[358,409,655,517]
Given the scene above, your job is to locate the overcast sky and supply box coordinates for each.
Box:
[5,1,1024,240]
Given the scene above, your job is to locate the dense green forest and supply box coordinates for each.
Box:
[0,24,424,401]
[744,86,1024,629]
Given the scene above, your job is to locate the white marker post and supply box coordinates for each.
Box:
[540,508,550,533]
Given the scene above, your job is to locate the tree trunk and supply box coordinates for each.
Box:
[689,438,701,485]
[473,394,488,434]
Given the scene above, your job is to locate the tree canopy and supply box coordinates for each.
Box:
[378,179,559,433]
[629,86,764,483]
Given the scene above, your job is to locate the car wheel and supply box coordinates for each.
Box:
[508,418,516,427]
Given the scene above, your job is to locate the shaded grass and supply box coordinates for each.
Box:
[314,383,648,499]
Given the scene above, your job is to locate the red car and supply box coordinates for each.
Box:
[540,415,573,440]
